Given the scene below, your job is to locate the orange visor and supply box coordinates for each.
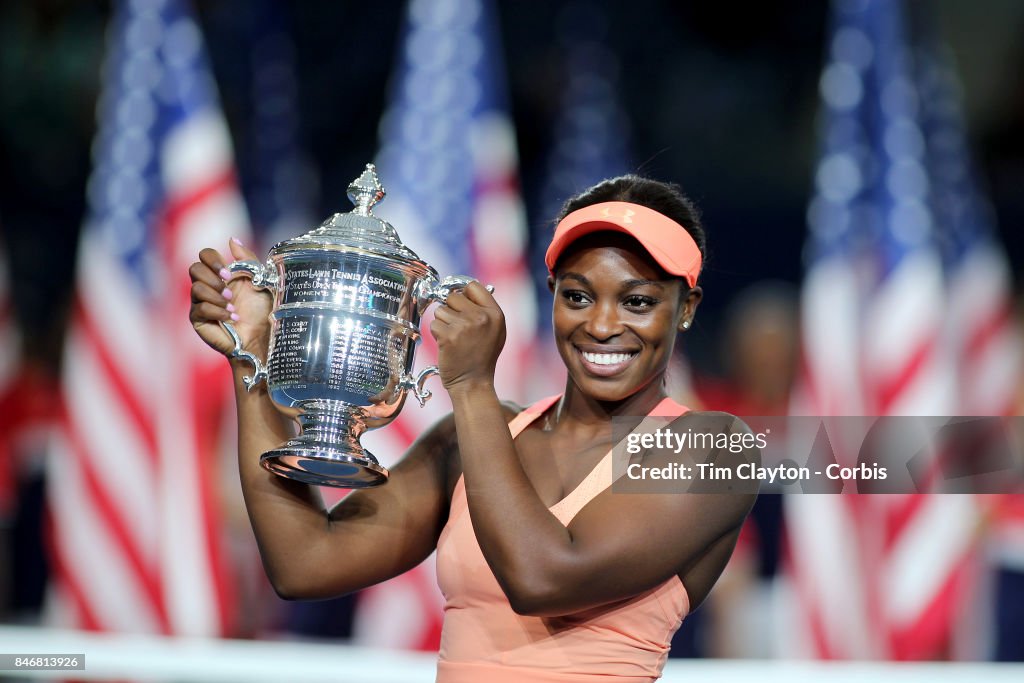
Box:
[544,201,702,287]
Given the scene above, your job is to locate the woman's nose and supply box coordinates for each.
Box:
[584,301,624,340]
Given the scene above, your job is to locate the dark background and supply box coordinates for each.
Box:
[1,0,1022,377]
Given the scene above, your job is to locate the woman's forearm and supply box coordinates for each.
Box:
[449,382,574,610]
[230,360,337,596]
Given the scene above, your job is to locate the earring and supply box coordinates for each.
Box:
[682,321,690,330]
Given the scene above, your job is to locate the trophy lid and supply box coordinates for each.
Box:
[272,164,426,265]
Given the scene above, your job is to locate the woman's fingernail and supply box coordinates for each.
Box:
[221,287,233,300]
[219,267,231,280]
[226,303,236,313]
[231,236,244,246]
[230,313,240,322]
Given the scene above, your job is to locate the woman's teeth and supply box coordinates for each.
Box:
[581,351,636,365]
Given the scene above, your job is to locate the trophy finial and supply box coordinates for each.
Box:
[347,163,386,215]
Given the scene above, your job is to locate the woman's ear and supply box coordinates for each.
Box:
[679,286,703,332]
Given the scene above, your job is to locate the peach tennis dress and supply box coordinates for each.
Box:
[435,395,691,683]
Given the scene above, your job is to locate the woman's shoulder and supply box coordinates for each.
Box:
[659,409,762,475]
[420,400,525,500]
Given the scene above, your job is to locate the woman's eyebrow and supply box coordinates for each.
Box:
[622,278,665,290]
[558,273,666,291]
[558,272,591,287]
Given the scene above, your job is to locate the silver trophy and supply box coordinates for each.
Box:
[223,164,482,488]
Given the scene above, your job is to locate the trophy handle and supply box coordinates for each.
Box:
[221,259,278,392]
[223,322,269,391]
[400,366,440,407]
[418,275,494,308]
[408,276,495,405]
[228,259,279,290]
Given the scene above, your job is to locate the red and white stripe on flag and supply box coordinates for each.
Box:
[158,109,250,637]
[948,243,1021,417]
[47,0,249,638]
[791,267,981,660]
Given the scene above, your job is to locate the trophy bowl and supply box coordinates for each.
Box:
[222,164,481,488]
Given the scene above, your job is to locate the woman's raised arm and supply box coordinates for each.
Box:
[190,241,455,601]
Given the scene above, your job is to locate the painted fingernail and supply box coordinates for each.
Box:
[231,236,244,246]
[230,313,240,322]
[221,287,233,300]
[226,303,236,313]
[219,267,231,280]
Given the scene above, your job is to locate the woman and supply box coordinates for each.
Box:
[189,175,757,682]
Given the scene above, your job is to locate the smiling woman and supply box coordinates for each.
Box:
[543,178,704,404]
[188,173,757,683]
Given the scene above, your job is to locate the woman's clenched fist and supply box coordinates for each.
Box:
[429,281,506,393]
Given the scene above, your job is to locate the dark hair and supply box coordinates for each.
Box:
[555,174,707,278]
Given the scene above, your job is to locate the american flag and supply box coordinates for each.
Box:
[353,0,538,651]
[47,0,249,637]
[917,39,1021,418]
[914,9,1024,641]
[788,0,986,660]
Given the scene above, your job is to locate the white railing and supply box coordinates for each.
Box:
[1,626,1023,682]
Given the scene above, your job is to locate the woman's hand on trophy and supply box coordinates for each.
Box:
[189,238,272,358]
[430,281,506,394]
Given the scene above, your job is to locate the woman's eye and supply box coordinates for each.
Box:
[561,290,591,305]
[624,295,658,309]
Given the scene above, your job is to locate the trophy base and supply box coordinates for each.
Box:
[261,447,388,488]
[260,400,390,488]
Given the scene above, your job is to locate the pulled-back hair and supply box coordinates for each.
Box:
[556,175,707,269]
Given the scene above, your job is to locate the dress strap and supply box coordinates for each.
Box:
[649,396,690,417]
[506,394,561,438]
[548,396,691,523]
[507,395,687,439]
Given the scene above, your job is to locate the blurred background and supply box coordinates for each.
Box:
[0,0,1023,677]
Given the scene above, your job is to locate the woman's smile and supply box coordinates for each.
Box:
[575,345,639,376]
